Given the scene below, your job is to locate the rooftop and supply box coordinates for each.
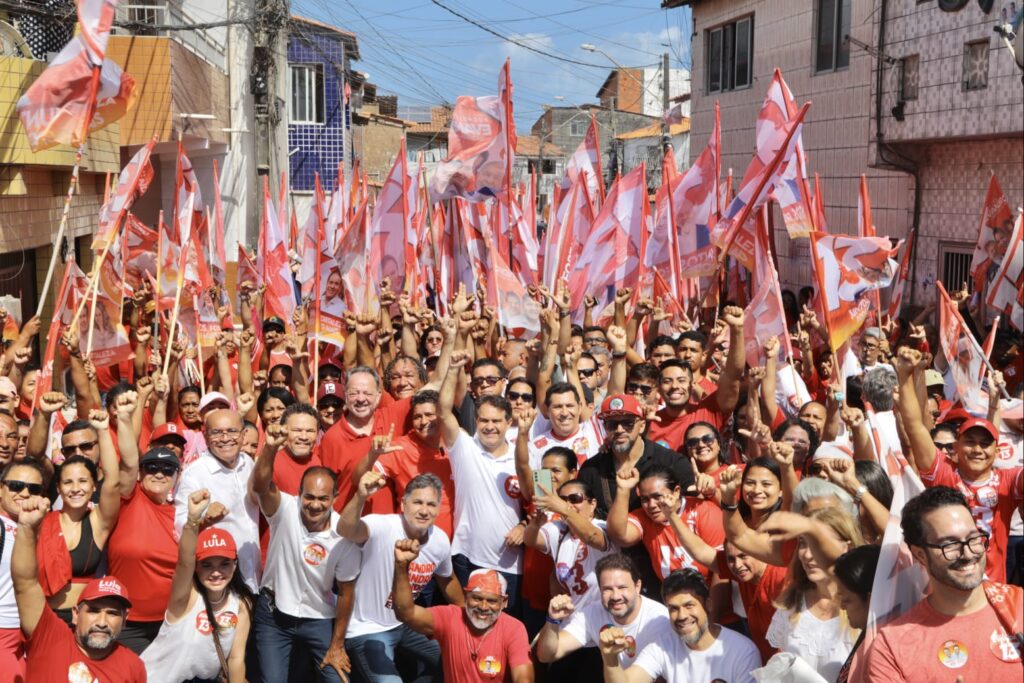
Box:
[290,15,360,60]
[616,120,690,140]
[516,135,564,158]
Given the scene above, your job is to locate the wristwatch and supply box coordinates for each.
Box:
[852,485,868,505]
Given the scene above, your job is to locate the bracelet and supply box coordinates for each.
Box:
[852,485,868,505]
[721,502,739,512]
[611,351,627,359]
[186,518,203,530]
[545,615,562,626]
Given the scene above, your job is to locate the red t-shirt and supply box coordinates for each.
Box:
[867,590,1023,680]
[647,400,725,453]
[374,434,454,537]
[715,550,787,663]
[26,605,146,682]
[271,447,323,496]
[429,605,532,682]
[626,498,724,579]
[105,485,177,622]
[920,453,1023,584]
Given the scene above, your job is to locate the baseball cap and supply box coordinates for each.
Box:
[150,423,186,445]
[196,528,237,562]
[317,381,343,403]
[958,417,998,441]
[924,369,944,388]
[198,391,232,413]
[262,316,286,333]
[597,394,643,420]
[938,405,972,426]
[77,576,132,608]
[465,569,507,597]
[139,446,181,470]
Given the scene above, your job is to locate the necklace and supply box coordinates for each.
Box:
[465,621,494,662]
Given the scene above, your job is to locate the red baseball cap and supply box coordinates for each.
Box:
[317,381,343,403]
[598,394,644,420]
[77,576,132,608]
[196,528,237,562]
[958,417,998,441]
[150,423,186,444]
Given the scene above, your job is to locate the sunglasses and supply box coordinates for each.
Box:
[559,493,589,505]
[584,337,607,345]
[578,368,597,378]
[603,417,638,432]
[626,382,655,396]
[685,434,716,450]
[61,440,97,456]
[507,391,534,403]
[935,442,955,452]
[471,376,502,387]
[3,479,43,495]
[142,463,179,477]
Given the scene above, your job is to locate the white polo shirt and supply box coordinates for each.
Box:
[175,451,261,592]
[632,625,760,683]
[449,431,524,574]
[347,514,452,638]
[561,594,669,668]
[528,417,605,465]
[261,493,361,619]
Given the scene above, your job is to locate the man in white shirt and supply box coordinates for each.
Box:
[174,409,261,591]
[600,568,760,683]
[439,350,527,615]
[536,553,669,680]
[530,382,603,465]
[250,423,361,682]
[339,466,464,683]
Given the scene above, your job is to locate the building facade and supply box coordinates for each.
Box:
[665,0,1022,309]
[596,66,691,118]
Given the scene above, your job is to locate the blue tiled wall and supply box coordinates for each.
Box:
[287,30,349,193]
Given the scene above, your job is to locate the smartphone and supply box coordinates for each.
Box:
[533,469,553,498]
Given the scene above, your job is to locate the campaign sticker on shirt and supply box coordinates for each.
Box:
[937,640,968,669]
[599,624,637,657]
[975,485,998,509]
[989,627,1022,662]
[196,610,238,635]
[503,475,522,500]
[477,655,502,678]
[304,542,327,566]
[67,661,97,683]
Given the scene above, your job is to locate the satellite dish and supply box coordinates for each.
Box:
[0,21,31,58]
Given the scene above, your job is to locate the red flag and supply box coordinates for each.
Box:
[763,69,815,239]
[369,140,412,292]
[858,175,884,320]
[33,263,88,410]
[508,199,539,288]
[429,59,516,203]
[643,148,684,301]
[811,233,901,351]
[744,209,792,367]
[561,115,604,208]
[673,102,721,279]
[336,193,373,313]
[937,282,989,414]
[985,212,1023,330]
[886,228,915,321]
[970,172,1013,289]
[124,214,157,289]
[16,0,135,152]
[812,173,829,232]
[260,177,296,326]
[543,173,594,290]
[92,139,155,251]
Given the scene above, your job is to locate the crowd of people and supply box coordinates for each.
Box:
[0,276,1021,683]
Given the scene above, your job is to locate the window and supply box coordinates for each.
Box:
[962,40,989,91]
[706,16,753,93]
[815,0,850,72]
[900,54,920,100]
[570,119,588,136]
[939,243,974,293]
[290,64,324,124]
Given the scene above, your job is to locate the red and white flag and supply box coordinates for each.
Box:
[209,160,228,288]
[643,148,684,301]
[985,212,1023,331]
[33,263,88,409]
[17,0,136,152]
[886,228,915,321]
[810,233,900,351]
[560,115,604,210]
[369,141,412,292]
[937,282,988,414]
[744,208,792,367]
[858,175,884,320]
[335,195,373,313]
[260,177,296,326]
[673,102,721,279]
[429,60,515,203]
[123,213,157,289]
[763,69,815,240]
[970,173,1014,292]
[544,172,594,290]
[92,139,155,251]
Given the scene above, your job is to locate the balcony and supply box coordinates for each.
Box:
[114,3,227,73]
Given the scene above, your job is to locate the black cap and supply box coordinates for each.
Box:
[139,446,182,470]
[262,316,286,332]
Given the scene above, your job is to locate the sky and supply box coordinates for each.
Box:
[290,0,692,131]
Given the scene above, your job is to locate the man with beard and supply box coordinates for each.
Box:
[392,541,533,683]
[536,554,669,678]
[251,422,361,682]
[868,486,1024,678]
[12,495,146,681]
[599,568,759,683]
[339,471,463,682]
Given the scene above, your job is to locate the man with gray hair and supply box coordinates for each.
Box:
[862,367,898,412]
[791,477,859,519]
[849,327,894,379]
[338,468,464,682]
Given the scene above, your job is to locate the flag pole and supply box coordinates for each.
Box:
[162,251,188,377]
[193,294,207,395]
[36,144,86,317]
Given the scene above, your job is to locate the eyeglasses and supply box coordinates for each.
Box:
[584,336,607,345]
[142,462,179,477]
[60,440,97,456]
[578,368,597,378]
[559,493,589,505]
[935,442,955,453]
[685,434,716,450]
[626,382,655,396]
[471,376,502,387]
[603,417,638,432]
[207,428,241,440]
[2,479,43,495]
[921,533,990,561]
[507,391,534,403]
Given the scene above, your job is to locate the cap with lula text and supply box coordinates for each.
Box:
[598,394,643,420]
[196,528,237,562]
[77,576,132,608]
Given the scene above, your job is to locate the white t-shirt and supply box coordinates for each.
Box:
[766,603,858,681]
[539,519,615,608]
[632,625,760,683]
[529,417,605,465]
[261,493,361,619]
[562,595,669,668]
[0,515,16,628]
[449,431,524,573]
[347,514,452,638]
[175,452,261,592]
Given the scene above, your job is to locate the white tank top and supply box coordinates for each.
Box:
[141,590,242,683]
